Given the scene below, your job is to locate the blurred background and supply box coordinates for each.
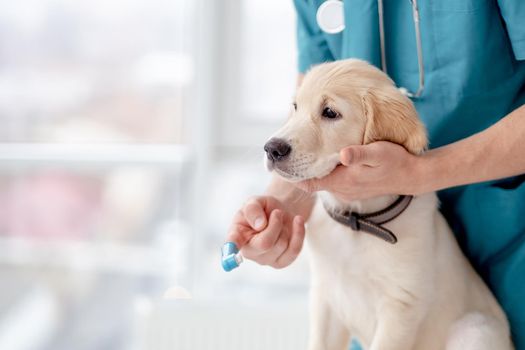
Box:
[0,0,310,349]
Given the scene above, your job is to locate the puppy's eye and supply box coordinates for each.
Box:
[322,107,340,119]
[292,102,297,111]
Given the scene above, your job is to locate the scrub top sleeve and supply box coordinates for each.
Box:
[294,0,334,73]
[497,0,525,60]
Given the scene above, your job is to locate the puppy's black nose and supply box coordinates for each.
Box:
[264,138,292,162]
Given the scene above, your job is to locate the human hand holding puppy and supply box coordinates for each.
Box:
[225,181,314,268]
[296,141,423,202]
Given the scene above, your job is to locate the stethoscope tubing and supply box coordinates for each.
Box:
[377,0,424,98]
[411,0,425,98]
[318,0,425,98]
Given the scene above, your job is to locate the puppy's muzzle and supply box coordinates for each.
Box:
[264,138,292,162]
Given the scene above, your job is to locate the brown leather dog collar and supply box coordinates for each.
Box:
[322,195,413,244]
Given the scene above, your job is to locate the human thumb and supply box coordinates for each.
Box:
[341,144,383,166]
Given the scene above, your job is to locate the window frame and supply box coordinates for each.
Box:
[215,0,298,149]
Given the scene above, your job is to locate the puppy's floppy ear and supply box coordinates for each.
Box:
[361,87,428,154]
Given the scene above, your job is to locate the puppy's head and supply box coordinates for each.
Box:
[264,59,427,182]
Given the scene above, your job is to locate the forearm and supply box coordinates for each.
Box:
[418,104,525,193]
[266,175,316,220]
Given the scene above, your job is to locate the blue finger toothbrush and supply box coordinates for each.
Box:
[221,242,243,271]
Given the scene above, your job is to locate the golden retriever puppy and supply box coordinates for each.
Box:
[264,59,513,350]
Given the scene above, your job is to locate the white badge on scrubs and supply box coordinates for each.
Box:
[316,0,345,34]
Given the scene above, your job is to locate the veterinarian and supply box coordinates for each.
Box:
[226,1,525,348]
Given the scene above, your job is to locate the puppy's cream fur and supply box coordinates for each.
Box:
[266,59,513,350]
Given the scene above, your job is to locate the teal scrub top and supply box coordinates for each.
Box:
[293,0,525,348]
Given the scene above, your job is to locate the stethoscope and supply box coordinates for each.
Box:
[316,0,425,98]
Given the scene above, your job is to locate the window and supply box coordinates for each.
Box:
[218,0,298,147]
[238,1,297,121]
[0,1,197,349]
[0,1,310,349]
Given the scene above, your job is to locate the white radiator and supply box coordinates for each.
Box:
[131,302,309,350]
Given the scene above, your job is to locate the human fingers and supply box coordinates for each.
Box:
[242,209,283,256]
[340,145,380,166]
[225,211,256,249]
[273,215,305,268]
[241,197,268,231]
[252,226,290,266]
